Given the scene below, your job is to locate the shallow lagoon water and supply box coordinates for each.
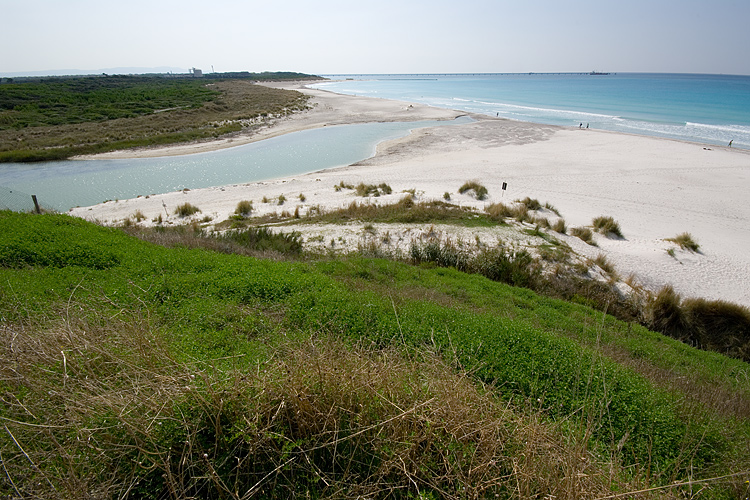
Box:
[0,117,469,212]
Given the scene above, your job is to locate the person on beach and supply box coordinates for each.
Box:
[729,140,733,147]
[579,123,582,128]
[586,123,589,129]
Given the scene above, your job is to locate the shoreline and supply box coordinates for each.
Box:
[70,83,750,308]
[76,81,465,160]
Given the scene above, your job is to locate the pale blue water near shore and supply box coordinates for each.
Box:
[312,73,750,149]
[0,118,469,212]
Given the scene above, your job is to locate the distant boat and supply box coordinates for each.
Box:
[589,71,610,75]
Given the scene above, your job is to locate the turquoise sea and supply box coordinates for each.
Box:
[312,73,750,149]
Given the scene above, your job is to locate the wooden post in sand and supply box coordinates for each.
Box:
[31,195,41,214]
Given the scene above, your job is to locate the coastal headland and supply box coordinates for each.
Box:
[72,81,750,308]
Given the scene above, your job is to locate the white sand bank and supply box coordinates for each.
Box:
[70,84,750,308]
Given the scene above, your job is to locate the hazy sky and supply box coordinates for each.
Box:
[3,0,750,76]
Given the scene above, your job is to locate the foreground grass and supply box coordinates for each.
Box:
[1,212,749,498]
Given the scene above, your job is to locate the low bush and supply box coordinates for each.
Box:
[644,285,750,360]
[592,216,623,238]
[175,202,201,217]
[458,181,488,200]
[234,199,253,216]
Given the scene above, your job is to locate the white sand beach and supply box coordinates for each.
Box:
[70,82,750,308]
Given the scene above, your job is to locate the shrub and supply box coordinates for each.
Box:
[666,232,700,252]
[234,200,253,216]
[570,227,596,245]
[443,192,451,201]
[175,202,200,217]
[458,181,488,200]
[592,216,623,238]
[298,193,306,202]
[277,194,287,205]
[132,210,146,222]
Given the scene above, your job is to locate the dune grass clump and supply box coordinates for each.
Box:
[666,232,700,252]
[132,209,146,222]
[591,253,619,280]
[174,202,200,217]
[219,226,302,254]
[458,181,488,200]
[277,194,287,205]
[552,218,567,234]
[485,202,513,221]
[519,196,542,210]
[592,216,623,238]
[234,199,253,217]
[355,182,392,197]
[334,180,355,192]
[570,226,596,246]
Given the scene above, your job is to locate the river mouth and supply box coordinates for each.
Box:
[0,117,472,212]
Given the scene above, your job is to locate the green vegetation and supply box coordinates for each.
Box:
[2,212,750,498]
[0,75,314,162]
[298,198,494,226]
[458,180,488,200]
[234,199,253,217]
[355,182,393,197]
[592,215,624,238]
[644,285,750,360]
[571,226,597,245]
[666,232,700,252]
[174,202,200,217]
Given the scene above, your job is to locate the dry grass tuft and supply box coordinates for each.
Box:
[0,313,642,499]
[458,181,488,200]
[571,226,597,245]
[174,202,201,217]
[666,232,700,252]
[592,216,623,238]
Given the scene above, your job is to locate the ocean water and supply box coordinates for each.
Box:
[312,73,750,149]
[0,118,469,212]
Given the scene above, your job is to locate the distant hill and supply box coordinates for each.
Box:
[0,67,189,78]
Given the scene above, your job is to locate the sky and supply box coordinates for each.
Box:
[3,0,750,76]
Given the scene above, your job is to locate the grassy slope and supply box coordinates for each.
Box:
[1,212,749,498]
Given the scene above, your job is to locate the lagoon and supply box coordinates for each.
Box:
[0,118,469,212]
